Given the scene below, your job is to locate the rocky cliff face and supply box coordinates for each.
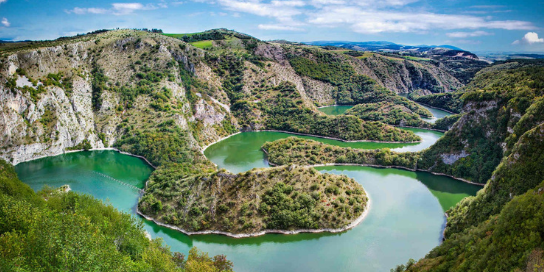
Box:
[0,30,236,164]
[351,54,463,94]
[418,61,544,184]
[0,29,470,164]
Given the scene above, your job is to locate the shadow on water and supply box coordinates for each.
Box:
[191,229,343,246]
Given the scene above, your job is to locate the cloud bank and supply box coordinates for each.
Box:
[513,32,544,45]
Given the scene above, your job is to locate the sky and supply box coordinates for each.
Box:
[0,0,543,52]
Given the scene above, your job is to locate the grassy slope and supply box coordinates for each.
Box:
[190,40,214,49]
[139,165,368,234]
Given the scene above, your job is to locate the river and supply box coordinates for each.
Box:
[15,108,479,272]
[318,99,452,124]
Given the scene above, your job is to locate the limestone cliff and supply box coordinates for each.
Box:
[0,30,236,164]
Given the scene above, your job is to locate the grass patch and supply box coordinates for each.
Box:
[190,40,214,49]
[355,52,375,59]
[162,32,203,39]
[404,56,431,61]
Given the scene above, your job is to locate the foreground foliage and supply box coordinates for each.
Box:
[0,159,233,272]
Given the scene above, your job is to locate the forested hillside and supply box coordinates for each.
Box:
[0,158,233,271]
[396,60,544,271]
[418,60,544,184]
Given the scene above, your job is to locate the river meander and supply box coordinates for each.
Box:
[15,116,480,271]
[318,100,452,124]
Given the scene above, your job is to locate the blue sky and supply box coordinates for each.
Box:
[0,0,543,52]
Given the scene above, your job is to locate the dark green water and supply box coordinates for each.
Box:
[16,131,480,272]
[318,105,354,115]
[205,130,444,173]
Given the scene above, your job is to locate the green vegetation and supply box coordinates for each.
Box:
[114,125,216,176]
[403,180,544,272]
[139,165,368,233]
[418,61,544,184]
[345,100,431,127]
[392,60,544,271]
[431,114,462,131]
[0,159,233,271]
[164,29,254,43]
[205,50,420,142]
[408,92,464,113]
[190,40,214,49]
[66,139,92,151]
[257,83,421,142]
[262,137,420,169]
[287,47,408,106]
[445,123,544,238]
[91,62,108,110]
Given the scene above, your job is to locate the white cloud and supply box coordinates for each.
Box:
[0,0,6,3]
[192,0,536,34]
[66,2,161,16]
[67,7,109,14]
[512,32,544,45]
[216,0,303,20]
[1,17,10,27]
[112,3,156,15]
[307,7,534,34]
[310,0,346,7]
[447,31,493,38]
[258,24,303,31]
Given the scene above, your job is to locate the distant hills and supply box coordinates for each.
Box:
[305,41,464,52]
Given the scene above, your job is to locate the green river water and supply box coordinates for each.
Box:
[15,107,480,272]
[318,105,354,115]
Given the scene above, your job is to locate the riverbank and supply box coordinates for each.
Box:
[411,101,458,114]
[201,132,242,153]
[245,129,422,144]
[12,147,157,169]
[396,125,447,133]
[263,147,484,187]
[136,192,372,238]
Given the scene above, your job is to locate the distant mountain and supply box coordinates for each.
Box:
[305,41,463,52]
[476,52,544,62]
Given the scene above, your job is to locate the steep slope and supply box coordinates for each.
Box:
[0,30,236,168]
[387,60,544,271]
[418,60,544,184]
[280,46,463,103]
[402,124,544,272]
